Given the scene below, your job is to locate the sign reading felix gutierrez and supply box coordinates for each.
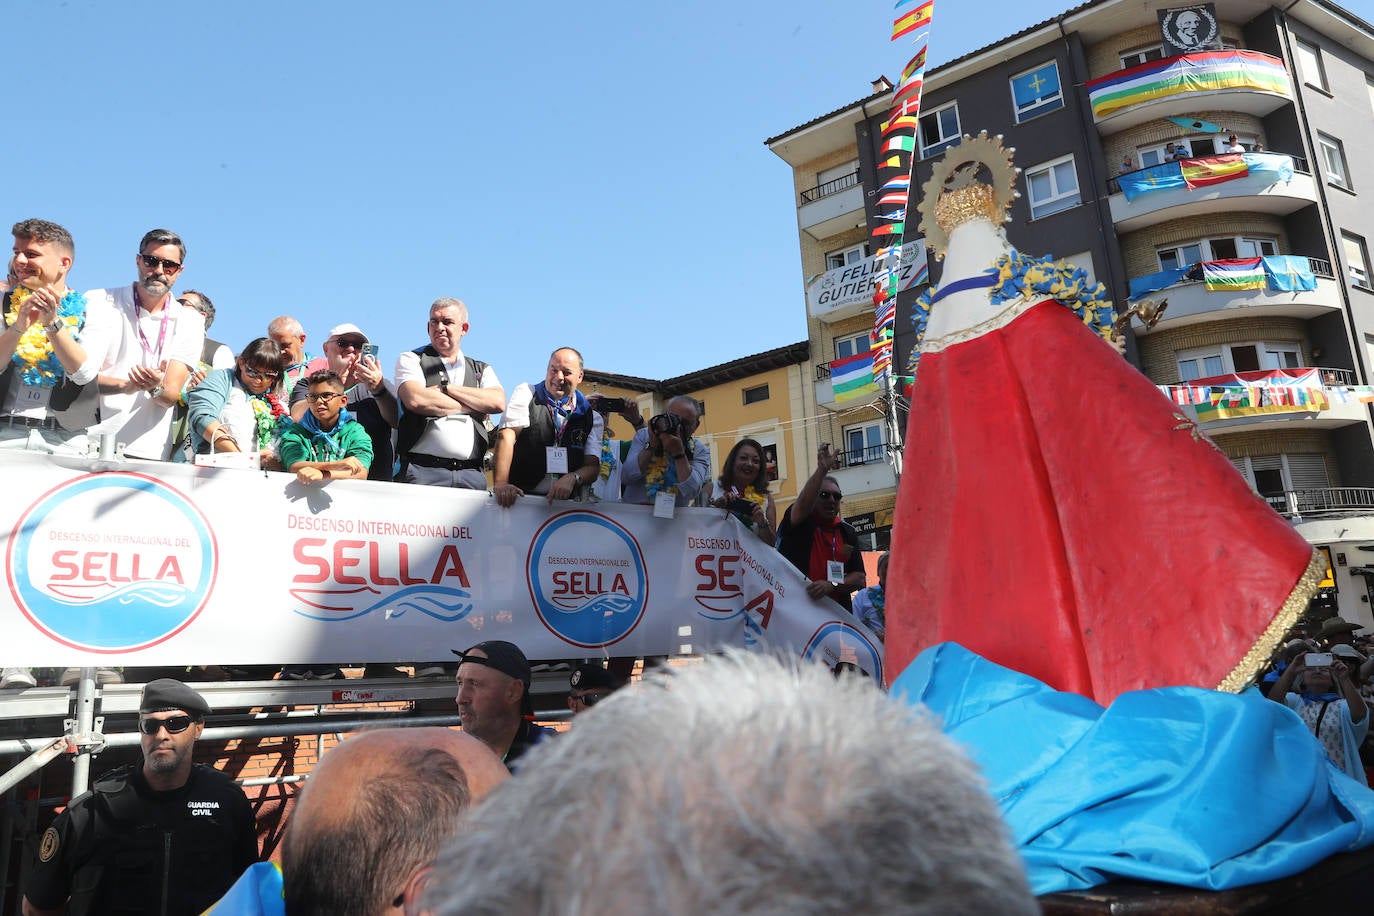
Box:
[1158,4,1222,56]
[805,241,928,318]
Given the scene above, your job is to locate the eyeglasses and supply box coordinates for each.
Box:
[139,714,194,735]
[306,392,344,402]
[241,366,280,382]
[138,253,183,274]
[817,490,842,501]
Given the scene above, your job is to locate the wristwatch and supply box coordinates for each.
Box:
[148,384,164,400]
[44,319,65,336]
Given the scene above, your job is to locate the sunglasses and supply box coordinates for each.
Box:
[138,253,183,273]
[241,366,280,382]
[572,692,608,707]
[817,490,842,500]
[139,714,194,735]
[332,335,367,350]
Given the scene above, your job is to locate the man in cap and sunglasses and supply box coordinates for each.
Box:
[454,640,553,770]
[22,679,257,916]
[777,443,866,612]
[567,663,623,717]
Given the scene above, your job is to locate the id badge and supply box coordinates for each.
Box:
[654,491,676,519]
[827,560,845,582]
[546,446,569,474]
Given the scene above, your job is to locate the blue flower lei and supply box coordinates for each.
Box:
[5,288,89,388]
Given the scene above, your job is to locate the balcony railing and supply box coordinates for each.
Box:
[815,363,831,381]
[838,443,888,468]
[1316,366,1355,386]
[1265,487,1374,518]
[800,169,861,205]
[1108,153,1308,195]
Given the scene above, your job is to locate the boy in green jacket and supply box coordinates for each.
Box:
[279,369,373,485]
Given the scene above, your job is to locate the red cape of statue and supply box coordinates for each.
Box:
[885,299,1318,703]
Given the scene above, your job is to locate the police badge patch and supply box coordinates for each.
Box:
[39,826,59,862]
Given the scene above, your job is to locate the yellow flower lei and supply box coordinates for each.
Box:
[5,287,85,388]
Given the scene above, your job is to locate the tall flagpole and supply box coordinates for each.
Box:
[870,0,935,484]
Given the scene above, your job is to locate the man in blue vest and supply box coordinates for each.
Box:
[394,297,505,490]
[493,346,603,507]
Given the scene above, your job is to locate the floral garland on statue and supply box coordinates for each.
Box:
[905,250,1116,374]
[249,392,291,450]
[4,287,88,387]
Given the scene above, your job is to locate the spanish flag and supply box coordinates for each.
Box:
[1180,153,1249,189]
[893,1,934,41]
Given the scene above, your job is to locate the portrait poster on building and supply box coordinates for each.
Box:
[1158,4,1222,55]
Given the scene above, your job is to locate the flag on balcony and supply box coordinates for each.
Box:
[1085,50,1290,120]
[1117,161,1187,201]
[892,1,933,40]
[1242,152,1295,182]
[1181,153,1248,188]
[1010,62,1060,112]
[1262,255,1318,292]
[831,350,879,402]
[1202,258,1265,291]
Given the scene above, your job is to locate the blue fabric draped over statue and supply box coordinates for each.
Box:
[891,644,1374,895]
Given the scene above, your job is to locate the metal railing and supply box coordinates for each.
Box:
[1107,153,1309,195]
[838,443,888,467]
[800,169,861,204]
[1316,366,1355,386]
[815,363,832,381]
[1265,487,1374,517]
[1308,257,1334,278]
[1129,256,1334,295]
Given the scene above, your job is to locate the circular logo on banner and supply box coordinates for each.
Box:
[7,473,217,652]
[802,621,884,683]
[527,511,647,648]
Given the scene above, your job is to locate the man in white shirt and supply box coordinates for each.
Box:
[92,229,205,461]
[395,297,505,489]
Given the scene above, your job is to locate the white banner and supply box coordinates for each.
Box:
[805,240,928,317]
[0,452,883,681]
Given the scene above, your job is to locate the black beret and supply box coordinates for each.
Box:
[569,664,621,692]
[139,678,211,718]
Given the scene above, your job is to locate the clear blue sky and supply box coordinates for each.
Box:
[13,0,1069,391]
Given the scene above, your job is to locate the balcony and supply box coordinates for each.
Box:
[1087,50,1291,136]
[832,442,897,497]
[1172,368,1370,435]
[798,169,864,241]
[1128,258,1340,331]
[1266,488,1374,519]
[1108,154,1316,232]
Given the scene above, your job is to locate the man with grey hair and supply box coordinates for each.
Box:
[268,315,313,396]
[621,393,710,506]
[422,652,1037,915]
[93,228,206,460]
[395,297,505,490]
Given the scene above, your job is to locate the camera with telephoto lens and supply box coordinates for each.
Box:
[649,412,683,439]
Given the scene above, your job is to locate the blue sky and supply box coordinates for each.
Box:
[13,0,1069,390]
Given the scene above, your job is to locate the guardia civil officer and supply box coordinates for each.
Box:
[22,679,257,916]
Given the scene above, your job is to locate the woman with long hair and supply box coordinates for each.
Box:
[188,337,290,469]
[707,437,776,542]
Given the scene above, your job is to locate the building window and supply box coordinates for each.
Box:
[1010,61,1063,122]
[1026,155,1081,219]
[1120,45,1164,68]
[1317,133,1351,190]
[842,421,885,466]
[1343,232,1372,287]
[742,384,769,405]
[826,242,870,270]
[834,331,871,360]
[1295,38,1328,91]
[1232,454,1330,502]
[1177,342,1303,381]
[919,102,960,158]
[1158,236,1278,269]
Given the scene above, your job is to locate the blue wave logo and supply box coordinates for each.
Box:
[9,474,216,651]
[527,512,646,648]
[291,584,474,622]
[802,622,884,683]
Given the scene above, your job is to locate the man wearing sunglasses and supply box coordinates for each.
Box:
[92,229,206,460]
[22,678,257,916]
[777,443,866,611]
[567,663,623,716]
[288,323,397,481]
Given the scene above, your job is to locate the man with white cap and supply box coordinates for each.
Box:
[22,678,257,915]
[289,322,397,480]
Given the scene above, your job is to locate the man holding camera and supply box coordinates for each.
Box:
[621,395,710,507]
[493,347,603,507]
[289,323,397,481]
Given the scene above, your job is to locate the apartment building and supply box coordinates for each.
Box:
[768,0,1374,624]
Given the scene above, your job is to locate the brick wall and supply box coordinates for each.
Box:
[1085,23,1248,79]
[1138,315,1308,382]
[1120,212,1289,278]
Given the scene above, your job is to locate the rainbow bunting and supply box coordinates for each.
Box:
[1180,153,1248,188]
[893,1,933,40]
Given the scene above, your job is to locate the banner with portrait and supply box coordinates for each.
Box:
[1158,4,1222,56]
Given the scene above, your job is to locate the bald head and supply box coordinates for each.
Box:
[284,728,507,916]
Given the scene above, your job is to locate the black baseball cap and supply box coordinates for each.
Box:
[453,640,534,716]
